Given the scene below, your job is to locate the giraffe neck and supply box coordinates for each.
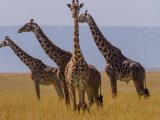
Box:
[9,40,41,70]
[33,26,72,67]
[73,17,83,60]
[87,16,121,62]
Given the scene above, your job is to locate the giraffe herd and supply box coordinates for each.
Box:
[0,0,149,112]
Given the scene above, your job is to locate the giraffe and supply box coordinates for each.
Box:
[18,19,103,106]
[86,65,103,106]
[78,10,150,98]
[18,19,71,105]
[0,36,64,100]
[65,0,92,111]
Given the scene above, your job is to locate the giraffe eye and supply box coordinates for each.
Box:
[82,16,85,19]
[26,25,31,28]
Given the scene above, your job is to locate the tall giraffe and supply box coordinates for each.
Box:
[79,10,150,98]
[18,20,103,105]
[0,36,64,99]
[18,19,71,105]
[66,0,90,111]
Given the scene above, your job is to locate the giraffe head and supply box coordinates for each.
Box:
[18,19,38,33]
[78,10,91,23]
[0,36,11,48]
[67,0,84,18]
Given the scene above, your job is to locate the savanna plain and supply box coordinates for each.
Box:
[0,72,160,120]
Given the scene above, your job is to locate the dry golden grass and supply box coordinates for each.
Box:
[0,72,160,120]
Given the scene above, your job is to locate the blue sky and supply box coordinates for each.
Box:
[0,0,160,72]
[0,0,160,26]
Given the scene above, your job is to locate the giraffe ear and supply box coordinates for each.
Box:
[79,3,84,8]
[67,4,71,8]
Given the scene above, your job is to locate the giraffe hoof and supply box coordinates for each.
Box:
[112,93,117,98]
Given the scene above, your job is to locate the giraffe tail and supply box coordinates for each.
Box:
[96,77,103,106]
[143,76,150,97]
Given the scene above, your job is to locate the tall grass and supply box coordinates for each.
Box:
[0,72,159,120]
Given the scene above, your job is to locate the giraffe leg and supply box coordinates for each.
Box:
[77,85,89,111]
[77,86,82,111]
[92,87,101,106]
[105,65,117,98]
[80,80,89,112]
[133,79,144,97]
[57,69,70,105]
[106,74,117,98]
[62,77,70,104]
[35,82,40,100]
[51,71,64,100]
[132,73,145,97]
[86,86,94,106]
[52,82,64,100]
[69,83,76,111]
[110,78,117,98]
[131,64,149,97]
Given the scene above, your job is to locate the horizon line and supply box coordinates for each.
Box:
[0,25,160,28]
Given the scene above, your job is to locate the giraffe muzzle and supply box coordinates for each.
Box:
[17,29,22,33]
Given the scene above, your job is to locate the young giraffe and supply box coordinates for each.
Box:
[18,19,103,106]
[0,36,64,100]
[66,0,91,111]
[79,10,150,98]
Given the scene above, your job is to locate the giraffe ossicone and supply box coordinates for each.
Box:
[30,19,34,23]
